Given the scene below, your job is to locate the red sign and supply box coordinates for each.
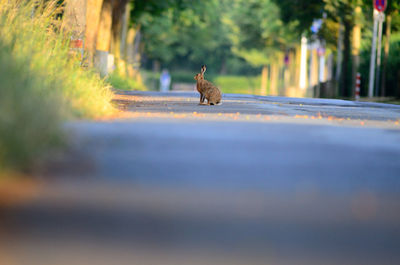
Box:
[70,39,83,49]
[374,0,387,12]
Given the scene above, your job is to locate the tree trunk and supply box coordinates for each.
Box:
[295,45,303,97]
[63,0,87,39]
[270,63,278,96]
[62,0,87,63]
[311,49,318,87]
[111,0,129,73]
[381,14,391,97]
[126,27,136,77]
[96,0,112,52]
[85,0,104,66]
[340,20,352,97]
[94,0,112,76]
[132,26,142,70]
[260,65,268,96]
[283,64,290,96]
[120,4,130,60]
[126,25,142,78]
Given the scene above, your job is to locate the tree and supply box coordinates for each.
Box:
[272,0,324,35]
[85,0,104,65]
[139,0,232,73]
[227,0,298,95]
[323,0,361,97]
[381,0,400,96]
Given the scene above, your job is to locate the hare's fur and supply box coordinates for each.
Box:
[194,65,222,105]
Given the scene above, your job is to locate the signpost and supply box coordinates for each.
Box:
[375,12,385,96]
[374,0,387,12]
[70,38,85,65]
[368,0,386,98]
[355,73,361,101]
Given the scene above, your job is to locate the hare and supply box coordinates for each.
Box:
[194,65,222,105]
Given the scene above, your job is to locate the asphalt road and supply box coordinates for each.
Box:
[1,91,400,265]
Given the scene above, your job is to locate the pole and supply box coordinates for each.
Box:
[368,10,379,98]
[375,12,384,97]
[355,72,361,101]
[352,6,361,98]
[299,36,308,89]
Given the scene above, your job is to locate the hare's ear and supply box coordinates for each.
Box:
[201,65,207,74]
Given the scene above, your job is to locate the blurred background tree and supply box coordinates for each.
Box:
[62,0,400,98]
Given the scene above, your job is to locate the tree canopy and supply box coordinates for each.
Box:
[127,0,400,96]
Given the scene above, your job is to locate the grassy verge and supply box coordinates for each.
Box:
[0,0,114,173]
[214,75,261,95]
[359,97,400,105]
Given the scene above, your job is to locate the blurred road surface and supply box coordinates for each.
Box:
[1,91,400,265]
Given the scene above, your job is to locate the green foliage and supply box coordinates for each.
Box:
[227,0,299,67]
[130,0,201,22]
[385,34,400,96]
[272,0,323,34]
[139,0,298,72]
[141,70,160,91]
[0,0,114,172]
[137,0,400,97]
[0,40,63,171]
[139,0,232,72]
[107,72,147,90]
[359,33,400,97]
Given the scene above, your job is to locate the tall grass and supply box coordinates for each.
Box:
[0,0,114,173]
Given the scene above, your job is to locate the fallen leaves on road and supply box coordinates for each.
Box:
[107,94,399,128]
[174,114,187,119]
[294,115,309,119]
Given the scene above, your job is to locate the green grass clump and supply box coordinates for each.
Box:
[0,41,63,171]
[0,0,114,172]
[107,72,147,91]
[214,75,261,95]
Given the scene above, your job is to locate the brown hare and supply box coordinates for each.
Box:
[194,65,222,105]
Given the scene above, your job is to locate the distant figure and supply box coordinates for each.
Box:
[160,69,171,92]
